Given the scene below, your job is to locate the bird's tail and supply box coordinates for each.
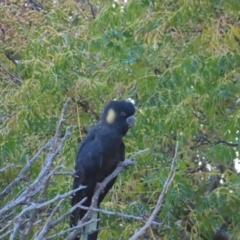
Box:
[70,185,99,240]
[80,211,99,240]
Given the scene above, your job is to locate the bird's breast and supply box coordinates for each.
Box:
[95,131,123,181]
[97,143,121,182]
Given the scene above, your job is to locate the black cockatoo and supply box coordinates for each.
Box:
[71,100,136,240]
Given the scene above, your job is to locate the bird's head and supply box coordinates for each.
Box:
[101,100,136,136]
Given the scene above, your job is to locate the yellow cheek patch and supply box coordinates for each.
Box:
[106,108,116,124]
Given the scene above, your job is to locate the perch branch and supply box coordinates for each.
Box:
[129,142,179,240]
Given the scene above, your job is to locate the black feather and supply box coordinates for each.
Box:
[70,100,135,240]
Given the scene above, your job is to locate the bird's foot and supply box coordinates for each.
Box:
[96,182,105,192]
[119,161,128,169]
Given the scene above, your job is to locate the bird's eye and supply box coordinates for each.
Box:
[121,111,126,116]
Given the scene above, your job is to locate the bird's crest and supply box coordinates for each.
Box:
[106,108,116,124]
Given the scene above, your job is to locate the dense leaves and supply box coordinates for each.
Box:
[1,0,240,239]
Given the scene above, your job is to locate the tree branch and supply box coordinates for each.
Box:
[0,141,51,199]
[72,204,169,228]
[35,199,64,240]
[87,0,97,19]
[0,98,72,239]
[0,63,22,83]
[0,164,14,173]
[45,220,99,240]
[129,142,179,240]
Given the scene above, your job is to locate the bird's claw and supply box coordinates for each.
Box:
[96,182,105,192]
[119,161,128,168]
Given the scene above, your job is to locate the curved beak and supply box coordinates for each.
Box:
[126,115,136,128]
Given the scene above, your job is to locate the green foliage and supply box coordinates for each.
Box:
[1,0,240,239]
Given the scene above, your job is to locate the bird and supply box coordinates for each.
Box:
[213,225,231,240]
[70,100,136,240]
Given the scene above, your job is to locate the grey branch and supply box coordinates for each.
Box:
[0,230,12,240]
[45,220,99,240]
[71,204,168,228]
[0,98,71,239]
[53,171,75,176]
[0,141,51,199]
[0,64,23,84]
[11,185,86,226]
[0,164,14,173]
[129,141,179,240]
[35,199,64,240]
[50,197,87,229]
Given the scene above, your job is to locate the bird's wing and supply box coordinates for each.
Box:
[98,141,125,205]
[83,141,126,240]
[71,125,103,228]
[75,124,99,160]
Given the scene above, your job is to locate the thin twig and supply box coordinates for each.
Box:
[0,141,51,199]
[0,164,14,173]
[0,98,72,239]
[87,0,96,19]
[50,197,87,229]
[214,139,239,147]
[35,199,64,240]
[53,171,75,176]
[14,185,86,222]
[0,230,12,240]
[73,204,168,228]
[45,220,98,240]
[0,64,22,84]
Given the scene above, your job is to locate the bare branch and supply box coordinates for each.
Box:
[35,199,64,240]
[0,230,12,240]
[18,165,66,240]
[129,142,179,240]
[14,185,86,223]
[0,185,85,237]
[53,171,75,176]
[87,0,97,19]
[0,141,51,199]
[10,216,23,240]
[20,199,37,240]
[0,63,22,84]
[191,134,239,149]
[0,98,72,239]
[0,164,14,173]
[72,204,168,228]
[214,139,239,147]
[45,220,99,240]
[50,197,87,229]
